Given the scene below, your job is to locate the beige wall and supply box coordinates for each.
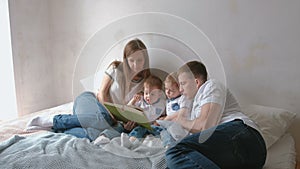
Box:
[9,0,300,160]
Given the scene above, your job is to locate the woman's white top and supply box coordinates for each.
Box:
[105,64,144,105]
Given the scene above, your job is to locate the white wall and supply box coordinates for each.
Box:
[0,0,17,120]
[9,0,300,160]
[9,0,57,116]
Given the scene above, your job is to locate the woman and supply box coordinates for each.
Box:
[52,38,151,141]
[97,38,150,104]
[165,61,266,169]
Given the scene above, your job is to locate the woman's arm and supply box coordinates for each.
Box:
[97,73,113,103]
[97,61,122,103]
[176,102,222,133]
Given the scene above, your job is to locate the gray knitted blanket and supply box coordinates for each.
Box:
[0,133,166,169]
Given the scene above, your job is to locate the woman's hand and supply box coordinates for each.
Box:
[123,121,137,131]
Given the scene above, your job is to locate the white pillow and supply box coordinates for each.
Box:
[242,104,296,149]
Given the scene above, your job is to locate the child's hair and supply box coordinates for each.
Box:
[144,75,163,90]
[164,72,179,88]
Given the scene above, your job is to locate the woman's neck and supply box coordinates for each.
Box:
[131,75,143,83]
[130,71,143,83]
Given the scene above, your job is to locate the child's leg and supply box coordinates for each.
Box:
[160,129,176,147]
[128,126,148,140]
[149,126,176,147]
[149,125,163,136]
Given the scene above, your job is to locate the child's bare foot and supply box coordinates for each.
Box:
[129,136,137,142]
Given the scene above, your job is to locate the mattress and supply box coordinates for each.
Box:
[0,102,73,142]
[264,133,296,169]
[0,102,296,169]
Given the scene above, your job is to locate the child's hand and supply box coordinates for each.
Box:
[164,115,173,121]
[153,120,160,126]
[159,116,166,120]
[133,94,142,102]
[128,92,143,106]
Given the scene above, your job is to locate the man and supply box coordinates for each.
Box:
[165,61,266,169]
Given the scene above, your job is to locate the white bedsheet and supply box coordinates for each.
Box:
[264,133,296,169]
[0,102,297,169]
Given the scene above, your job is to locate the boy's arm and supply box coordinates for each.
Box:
[127,97,136,106]
[127,93,142,106]
[164,107,189,121]
[175,102,222,133]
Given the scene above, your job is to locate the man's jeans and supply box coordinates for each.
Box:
[166,120,266,169]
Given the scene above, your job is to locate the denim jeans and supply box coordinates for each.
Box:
[128,125,163,139]
[128,125,176,147]
[53,91,124,141]
[165,120,266,169]
[160,129,177,147]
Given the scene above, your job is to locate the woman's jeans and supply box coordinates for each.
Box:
[53,91,124,141]
[129,125,162,139]
[165,120,267,169]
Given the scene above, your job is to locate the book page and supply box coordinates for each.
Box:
[103,102,152,130]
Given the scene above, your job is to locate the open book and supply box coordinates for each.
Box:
[103,102,152,130]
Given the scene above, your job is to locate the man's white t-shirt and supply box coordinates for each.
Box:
[191,79,260,132]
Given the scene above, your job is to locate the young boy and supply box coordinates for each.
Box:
[94,75,165,145]
[163,72,192,121]
[127,75,166,142]
[155,72,192,144]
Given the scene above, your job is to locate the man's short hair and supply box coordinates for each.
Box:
[178,61,207,81]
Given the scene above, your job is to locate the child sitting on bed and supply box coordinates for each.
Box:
[127,73,192,145]
[94,75,166,144]
[94,74,191,146]
[127,75,166,142]
[162,72,192,121]
[155,72,192,144]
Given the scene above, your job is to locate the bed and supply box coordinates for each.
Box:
[0,102,297,169]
